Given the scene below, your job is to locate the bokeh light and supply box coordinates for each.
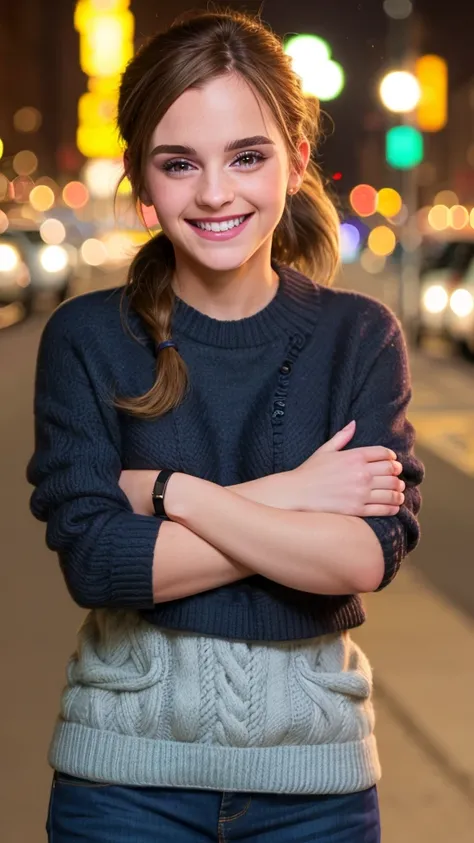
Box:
[29,185,55,212]
[368,225,397,257]
[349,184,378,217]
[428,204,449,231]
[13,150,38,176]
[82,159,122,199]
[434,190,458,206]
[62,181,89,209]
[35,176,60,197]
[449,205,469,230]
[390,204,409,226]
[0,210,9,234]
[12,176,34,203]
[383,0,413,19]
[306,60,345,101]
[0,138,4,159]
[81,238,108,266]
[40,219,66,245]
[470,209,474,229]
[339,223,360,263]
[377,188,402,218]
[450,289,474,318]
[0,174,9,201]
[360,248,387,274]
[100,231,135,263]
[40,245,68,273]
[379,71,420,113]
[285,34,331,73]
[13,106,42,133]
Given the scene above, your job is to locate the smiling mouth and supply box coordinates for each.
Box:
[186,213,253,232]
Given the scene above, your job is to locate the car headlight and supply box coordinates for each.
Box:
[422,284,449,314]
[450,288,474,318]
[39,245,69,273]
[0,244,20,272]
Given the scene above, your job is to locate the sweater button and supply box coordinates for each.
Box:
[279,362,292,374]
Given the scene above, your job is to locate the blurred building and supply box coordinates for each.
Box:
[0,0,84,183]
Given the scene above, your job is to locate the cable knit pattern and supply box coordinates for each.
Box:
[50,611,380,793]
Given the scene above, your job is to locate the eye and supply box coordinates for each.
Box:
[233,151,265,168]
[161,159,194,174]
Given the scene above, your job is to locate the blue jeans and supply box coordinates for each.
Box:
[47,772,380,842]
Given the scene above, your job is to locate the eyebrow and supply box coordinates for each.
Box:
[149,135,275,157]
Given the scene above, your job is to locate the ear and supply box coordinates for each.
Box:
[288,136,311,193]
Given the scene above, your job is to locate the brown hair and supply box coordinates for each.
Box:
[115,6,340,419]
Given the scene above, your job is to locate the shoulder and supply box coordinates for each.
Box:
[43,286,124,338]
[320,284,402,341]
[283,265,401,338]
[38,286,132,357]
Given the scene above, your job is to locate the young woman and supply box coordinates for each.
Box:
[27,9,424,842]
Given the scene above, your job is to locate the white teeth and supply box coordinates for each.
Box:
[194,215,247,232]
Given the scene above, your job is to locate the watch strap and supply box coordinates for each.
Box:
[152,469,175,518]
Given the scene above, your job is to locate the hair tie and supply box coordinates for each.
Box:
[157,339,178,353]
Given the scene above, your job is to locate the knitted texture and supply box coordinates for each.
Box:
[49,612,380,793]
[26,263,424,640]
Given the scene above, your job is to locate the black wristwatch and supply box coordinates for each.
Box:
[152,469,175,518]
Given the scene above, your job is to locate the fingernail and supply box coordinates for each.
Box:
[344,420,355,430]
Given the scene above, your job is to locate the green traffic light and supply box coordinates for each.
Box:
[386,126,424,169]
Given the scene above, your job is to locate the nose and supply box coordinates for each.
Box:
[195,169,235,209]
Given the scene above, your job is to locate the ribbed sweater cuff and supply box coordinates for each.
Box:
[107,514,160,608]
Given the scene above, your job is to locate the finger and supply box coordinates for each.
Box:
[363,504,401,517]
[369,490,405,506]
[355,446,398,462]
[370,475,406,491]
[366,460,403,476]
[317,420,356,453]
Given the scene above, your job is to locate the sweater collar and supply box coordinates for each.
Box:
[171,263,321,349]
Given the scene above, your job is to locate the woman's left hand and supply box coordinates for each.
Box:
[119,470,158,516]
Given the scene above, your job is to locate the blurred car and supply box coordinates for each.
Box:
[0,232,34,325]
[445,255,474,359]
[5,224,73,306]
[414,239,474,349]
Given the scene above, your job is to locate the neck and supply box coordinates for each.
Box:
[171,243,279,320]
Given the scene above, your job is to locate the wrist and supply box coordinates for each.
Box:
[163,472,200,523]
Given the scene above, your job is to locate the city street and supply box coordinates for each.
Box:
[1,264,473,841]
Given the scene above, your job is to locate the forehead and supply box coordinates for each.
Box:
[150,73,282,150]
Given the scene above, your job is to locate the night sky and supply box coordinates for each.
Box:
[130,1,473,189]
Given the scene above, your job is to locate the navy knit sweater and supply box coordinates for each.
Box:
[27,264,424,641]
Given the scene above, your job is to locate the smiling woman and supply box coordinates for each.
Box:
[27,6,424,842]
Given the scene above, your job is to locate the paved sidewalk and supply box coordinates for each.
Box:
[354,567,474,840]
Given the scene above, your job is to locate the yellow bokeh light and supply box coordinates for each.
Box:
[117,176,132,195]
[29,185,55,212]
[0,210,9,233]
[0,138,3,159]
[368,225,397,257]
[13,150,38,176]
[428,204,449,231]
[470,209,474,229]
[449,205,469,230]
[376,188,403,218]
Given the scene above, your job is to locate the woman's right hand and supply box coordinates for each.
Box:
[290,420,405,517]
